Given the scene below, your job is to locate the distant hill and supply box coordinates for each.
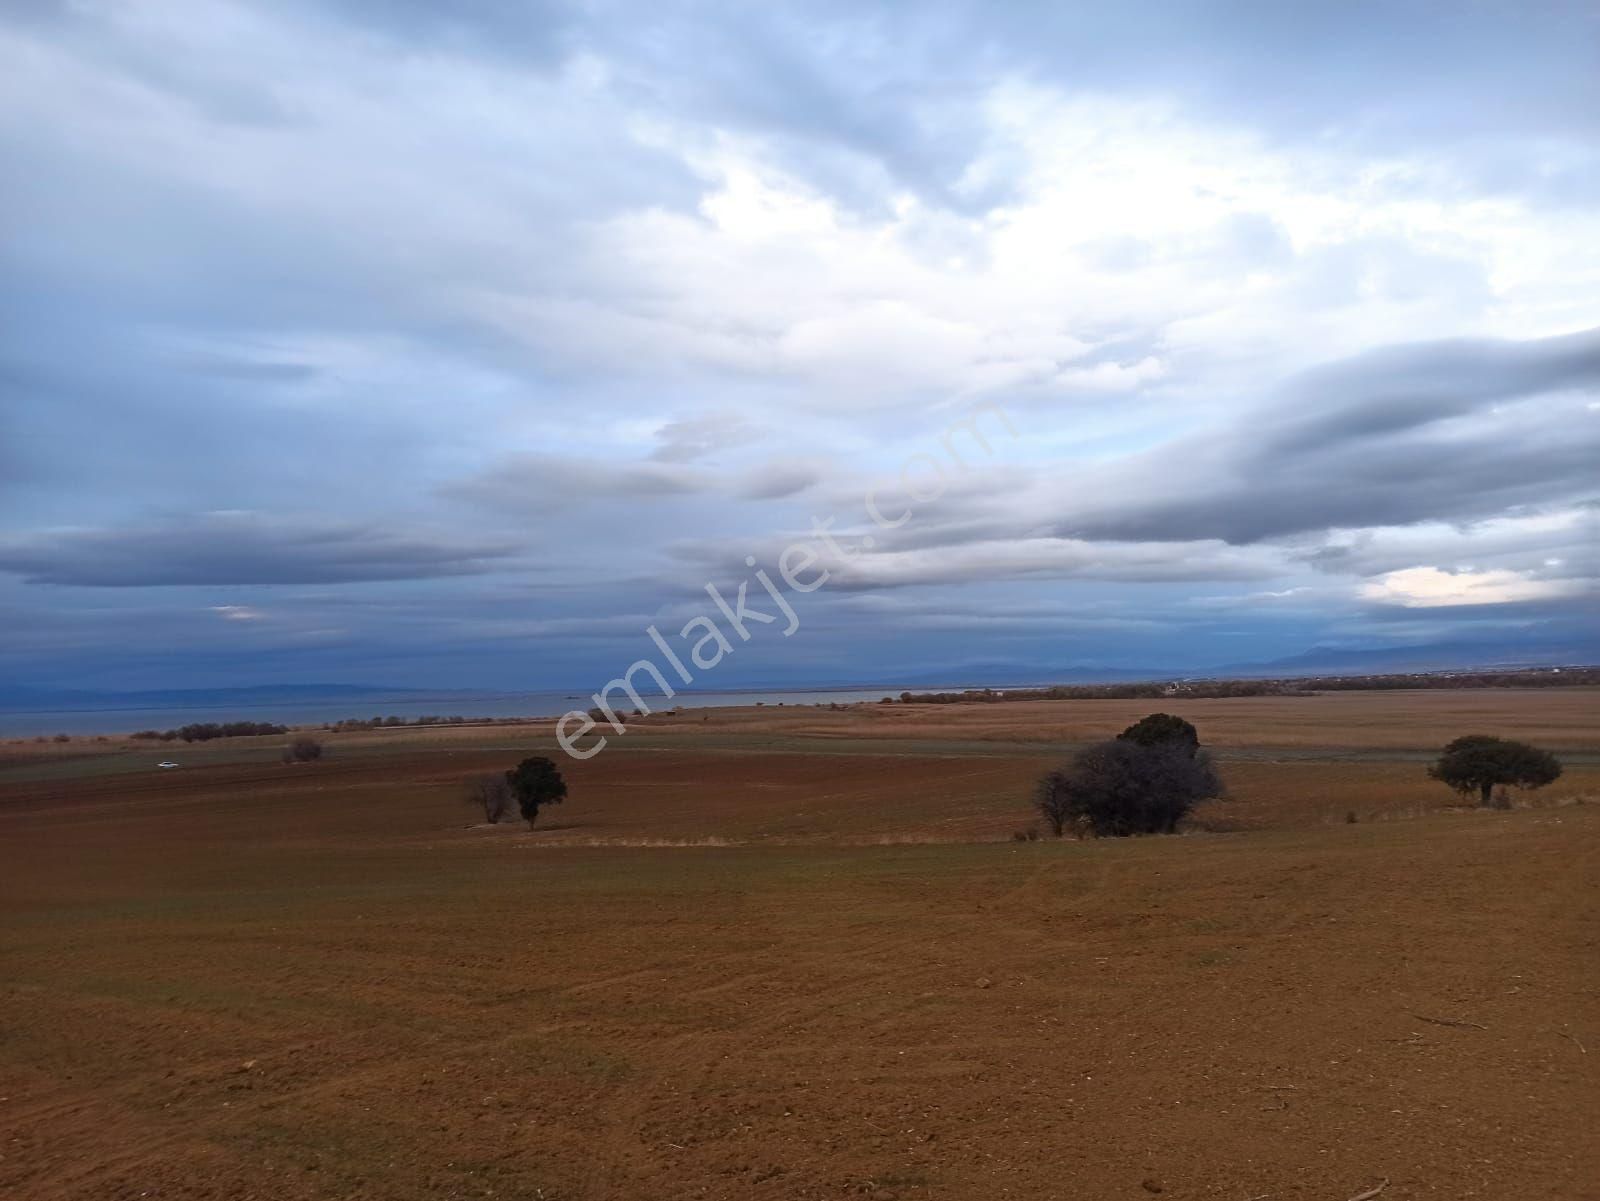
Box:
[0,683,483,713]
[883,663,1174,689]
[865,638,1598,691]
[7,632,1595,714]
[1223,638,1600,677]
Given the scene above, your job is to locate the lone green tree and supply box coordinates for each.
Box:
[1429,735,1562,807]
[506,756,568,828]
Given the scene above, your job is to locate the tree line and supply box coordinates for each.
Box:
[903,681,1282,704]
[322,714,531,731]
[900,666,1595,706]
[131,721,288,742]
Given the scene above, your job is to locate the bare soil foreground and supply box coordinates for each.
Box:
[2,689,1597,1200]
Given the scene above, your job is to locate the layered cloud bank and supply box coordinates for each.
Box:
[1,1,1596,689]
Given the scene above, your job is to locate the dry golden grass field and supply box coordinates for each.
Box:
[2,689,1597,1200]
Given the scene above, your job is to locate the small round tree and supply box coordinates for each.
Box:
[1429,735,1562,807]
[1118,712,1200,756]
[506,756,568,828]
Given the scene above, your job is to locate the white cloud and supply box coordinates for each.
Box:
[1360,566,1586,608]
[463,88,1600,418]
[1056,356,1168,392]
[211,605,265,622]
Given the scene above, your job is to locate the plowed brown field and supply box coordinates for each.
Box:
[2,690,1597,1199]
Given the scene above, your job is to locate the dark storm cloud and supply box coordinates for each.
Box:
[1263,327,1600,454]
[0,515,523,586]
[1058,328,1600,545]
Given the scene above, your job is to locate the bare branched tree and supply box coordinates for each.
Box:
[465,773,513,824]
[1034,769,1076,838]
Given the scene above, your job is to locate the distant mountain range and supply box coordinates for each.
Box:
[1220,638,1600,676]
[0,683,487,713]
[3,636,1595,713]
[835,636,1599,689]
[882,663,1171,688]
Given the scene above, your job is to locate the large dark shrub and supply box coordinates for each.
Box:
[1036,737,1224,837]
[506,756,568,828]
[283,736,324,763]
[1429,735,1561,807]
[1117,712,1200,755]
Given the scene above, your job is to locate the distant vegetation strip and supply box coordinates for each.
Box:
[894,666,1597,704]
[128,714,532,741]
[104,666,1598,741]
[130,721,289,742]
[323,714,530,731]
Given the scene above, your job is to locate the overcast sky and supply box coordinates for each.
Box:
[2,0,1597,692]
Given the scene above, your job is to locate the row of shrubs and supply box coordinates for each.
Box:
[322,714,534,731]
[900,681,1284,704]
[129,714,536,741]
[899,666,1594,706]
[131,721,289,742]
[326,714,473,731]
[128,714,526,741]
[127,712,531,742]
[1286,668,1596,691]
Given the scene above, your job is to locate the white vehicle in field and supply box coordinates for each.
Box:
[156,761,180,769]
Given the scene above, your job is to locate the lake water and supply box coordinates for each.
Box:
[0,686,904,738]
